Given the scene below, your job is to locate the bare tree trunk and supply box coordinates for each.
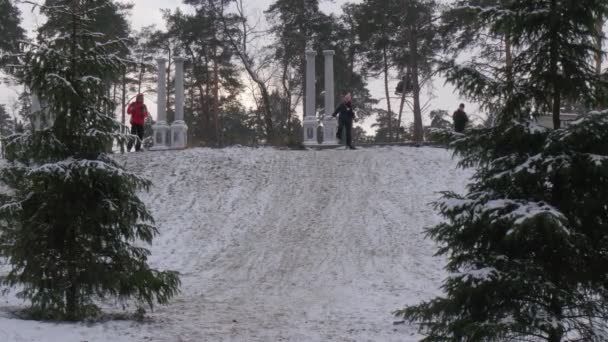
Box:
[410,28,423,144]
[137,46,146,94]
[396,68,407,142]
[204,54,212,144]
[383,47,393,142]
[112,82,117,110]
[301,54,307,129]
[282,59,292,140]
[596,16,604,76]
[213,48,221,147]
[505,34,513,88]
[188,73,195,143]
[218,3,274,144]
[120,68,126,153]
[549,0,561,129]
[504,33,516,121]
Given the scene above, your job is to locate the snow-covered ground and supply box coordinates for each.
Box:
[0,146,470,341]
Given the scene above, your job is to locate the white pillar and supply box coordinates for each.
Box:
[150,58,170,151]
[171,56,188,149]
[31,93,42,131]
[303,50,318,145]
[322,50,338,145]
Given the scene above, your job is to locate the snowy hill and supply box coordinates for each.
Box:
[0,146,470,342]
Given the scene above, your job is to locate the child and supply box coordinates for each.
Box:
[127,93,149,152]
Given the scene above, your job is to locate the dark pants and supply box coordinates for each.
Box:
[336,117,353,147]
[127,124,144,152]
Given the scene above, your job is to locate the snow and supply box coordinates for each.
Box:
[47,73,77,95]
[458,266,498,282]
[443,194,569,235]
[587,154,608,167]
[0,146,470,341]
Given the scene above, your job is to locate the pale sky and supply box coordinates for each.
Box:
[1,0,475,132]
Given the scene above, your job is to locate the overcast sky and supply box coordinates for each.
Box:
[1,0,475,131]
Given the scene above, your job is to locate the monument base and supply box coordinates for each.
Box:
[170,120,188,149]
[150,121,170,151]
[322,116,339,145]
[303,116,318,145]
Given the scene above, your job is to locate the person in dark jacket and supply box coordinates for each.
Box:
[127,93,149,152]
[332,93,357,149]
[453,103,469,133]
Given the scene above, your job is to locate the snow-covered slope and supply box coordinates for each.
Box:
[0,146,470,342]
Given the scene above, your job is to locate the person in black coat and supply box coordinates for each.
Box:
[332,93,357,149]
[453,103,469,133]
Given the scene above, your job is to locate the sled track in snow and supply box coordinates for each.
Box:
[0,146,469,342]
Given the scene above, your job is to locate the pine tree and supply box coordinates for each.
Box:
[0,104,15,138]
[352,0,401,142]
[396,113,608,341]
[441,0,608,128]
[0,0,179,321]
[164,2,243,147]
[395,2,608,341]
[372,108,406,142]
[266,0,320,124]
[352,0,440,143]
[0,0,26,73]
[399,0,441,144]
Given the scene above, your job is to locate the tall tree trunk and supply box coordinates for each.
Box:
[596,16,604,76]
[595,16,604,110]
[301,54,307,128]
[204,54,212,144]
[213,48,221,147]
[120,68,126,153]
[197,84,207,146]
[137,47,146,94]
[188,73,195,143]
[66,1,80,312]
[549,0,561,129]
[112,82,117,110]
[505,34,513,90]
[410,28,423,144]
[218,2,274,143]
[397,68,407,142]
[504,34,517,122]
[282,59,292,140]
[383,46,393,142]
[547,294,564,342]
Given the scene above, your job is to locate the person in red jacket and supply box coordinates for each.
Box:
[127,93,149,152]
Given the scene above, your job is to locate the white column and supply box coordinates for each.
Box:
[303,50,318,145]
[31,93,42,131]
[171,56,188,149]
[29,92,55,131]
[322,50,338,145]
[150,58,170,151]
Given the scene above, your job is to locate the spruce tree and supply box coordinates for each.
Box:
[0,104,15,138]
[441,0,608,128]
[0,0,26,73]
[397,112,608,341]
[0,0,179,320]
[395,1,608,341]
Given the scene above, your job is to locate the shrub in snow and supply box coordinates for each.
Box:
[0,1,179,321]
[395,112,608,341]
